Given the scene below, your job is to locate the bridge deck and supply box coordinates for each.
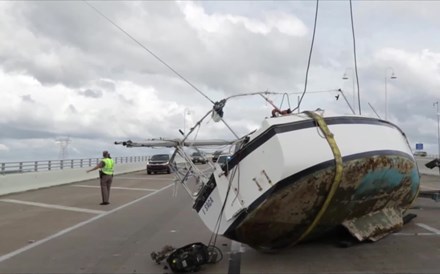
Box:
[0,171,439,273]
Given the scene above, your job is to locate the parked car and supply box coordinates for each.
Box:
[216,154,232,168]
[147,154,172,174]
[191,152,207,164]
[212,150,223,162]
[413,151,427,157]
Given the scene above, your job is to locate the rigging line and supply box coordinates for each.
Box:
[221,119,240,139]
[183,109,213,143]
[225,90,339,101]
[284,89,340,95]
[349,0,361,115]
[212,163,240,247]
[208,168,236,247]
[82,1,214,105]
[211,175,232,246]
[208,143,242,246]
[292,0,319,113]
[230,141,244,205]
[212,138,246,245]
[279,93,291,110]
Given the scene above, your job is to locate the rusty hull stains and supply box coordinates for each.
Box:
[232,155,420,250]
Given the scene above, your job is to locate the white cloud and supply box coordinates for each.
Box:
[1,1,440,161]
[375,48,440,95]
[0,144,9,152]
[178,1,307,36]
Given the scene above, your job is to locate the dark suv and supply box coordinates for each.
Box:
[212,150,223,162]
[216,154,232,168]
[147,154,172,174]
[191,152,207,164]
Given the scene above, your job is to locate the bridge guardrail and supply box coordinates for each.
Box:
[415,156,440,176]
[0,156,148,175]
[0,156,149,196]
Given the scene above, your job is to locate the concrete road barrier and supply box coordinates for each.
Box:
[415,156,440,176]
[0,162,146,196]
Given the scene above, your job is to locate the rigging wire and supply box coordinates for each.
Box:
[283,89,340,95]
[85,0,242,143]
[84,1,257,145]
[349,0,361,115]
[230,145,243,205]
[211,167,240,247]
[208,138,246,247]
[207,167,236,247]
[292,0,319,113]
[279,93,291,111]
[224,89,341,101]
[207,140,243,247]
[82,1,214,105]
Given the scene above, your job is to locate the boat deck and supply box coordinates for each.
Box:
[0,171,439,273]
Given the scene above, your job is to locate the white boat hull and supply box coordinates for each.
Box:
[194,113,420,250]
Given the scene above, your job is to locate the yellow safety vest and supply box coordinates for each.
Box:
[101,158,114,175]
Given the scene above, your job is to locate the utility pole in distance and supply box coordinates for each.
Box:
[432,101,440,176]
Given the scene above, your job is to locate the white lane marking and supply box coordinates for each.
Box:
[0,183,173,263]
[231,240,244,253]
[119,177,173,181]
[393,233,436,236]
[420,185,440,190]
[0,199,105,214]
[72,185,158,191]
[416,223,440,234]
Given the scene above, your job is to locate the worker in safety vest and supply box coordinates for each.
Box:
[87,151,114,205]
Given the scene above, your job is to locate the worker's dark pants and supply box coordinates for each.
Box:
[100,174,113,203]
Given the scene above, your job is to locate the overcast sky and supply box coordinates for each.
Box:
[0,1,439,162]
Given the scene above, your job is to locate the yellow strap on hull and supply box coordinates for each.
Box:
[294,111,344,244]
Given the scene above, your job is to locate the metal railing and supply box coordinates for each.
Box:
[0,156,148,175]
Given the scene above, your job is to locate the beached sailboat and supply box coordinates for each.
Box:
[116,91,420,251]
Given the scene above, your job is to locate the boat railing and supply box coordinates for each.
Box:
[0,156,148,175]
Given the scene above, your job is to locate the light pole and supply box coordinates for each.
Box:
[342,68,356,113]
[384,67,397,120]
[434,101,440,158]
[183,108,191,135]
